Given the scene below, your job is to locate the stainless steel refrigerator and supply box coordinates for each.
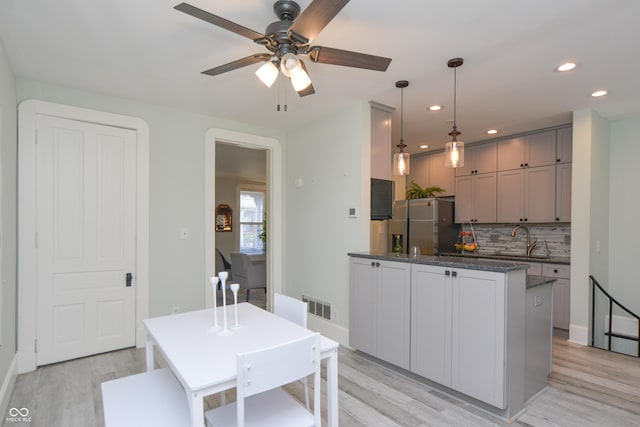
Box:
[389,198,457,255]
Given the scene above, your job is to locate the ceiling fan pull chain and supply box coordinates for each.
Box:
[277,77,281,111]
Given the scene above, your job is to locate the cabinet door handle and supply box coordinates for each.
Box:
[557,158,561,162]
[525,163,529,167]
[445,270,450,276]
[452,271,457,277]
[520,163,524,167]
[554,269,558,273]
[371,261,375,267]
[126,273,133,287]
[556,217,560,221]
[376,262,380,267]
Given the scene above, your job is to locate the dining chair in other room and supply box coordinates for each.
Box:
[273,292,311,410]
[204,333,321,427]
[101,368,190,427]
[216,248,233,281]
[230,252,267,302]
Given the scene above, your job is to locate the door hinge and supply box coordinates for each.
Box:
[34,339,37,353]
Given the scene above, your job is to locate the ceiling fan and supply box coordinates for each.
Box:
[174,0,392,96]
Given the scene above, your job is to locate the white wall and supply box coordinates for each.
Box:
[284,102,371,330]
[16,79,286,317]
[570,109,610,343]
[0,37,18,414]
[609,116,640,313]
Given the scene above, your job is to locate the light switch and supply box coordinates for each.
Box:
[348,207,358,218]
[534,295,542,307]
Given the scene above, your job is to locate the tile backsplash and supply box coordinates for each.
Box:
[461,224,571,258]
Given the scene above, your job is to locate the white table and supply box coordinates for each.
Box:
[144,303,339,427]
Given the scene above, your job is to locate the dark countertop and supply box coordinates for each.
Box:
[526,275,557,289]
[439,252,570,265]
[348,252,529,273]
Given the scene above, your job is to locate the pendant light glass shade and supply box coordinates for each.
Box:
[445,140,464,168]
[393,151,410,175]
[255,61,279,88]
[393,80,410,176]
[445,58,465,168]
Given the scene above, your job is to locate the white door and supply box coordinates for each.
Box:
[35,115,137,365]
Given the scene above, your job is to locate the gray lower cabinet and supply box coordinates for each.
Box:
[349,257,411,369]
[411,264,508,408]
[411,264,452,386]
[351,257,528,415]
[542,263,571,330]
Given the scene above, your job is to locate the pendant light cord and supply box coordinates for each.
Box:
[400,86,404,147]
[453,65,457,132]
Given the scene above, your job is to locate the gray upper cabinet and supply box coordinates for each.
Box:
[429,152,455,197]
[370,102,393,180]
[407,155,430,188]
[556,127,573,163]
[456,142,497,176]
[498,130,556,171]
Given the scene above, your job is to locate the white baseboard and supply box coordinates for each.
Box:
[307,316,350,348]
[569,324,588,345]
[0,354,18,420]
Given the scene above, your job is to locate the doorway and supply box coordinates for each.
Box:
[204,129,282,311]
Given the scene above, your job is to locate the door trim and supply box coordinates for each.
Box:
[17,100,150,373]
[204,129,282,311]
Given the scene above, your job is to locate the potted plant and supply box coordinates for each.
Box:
[406,181,445,199]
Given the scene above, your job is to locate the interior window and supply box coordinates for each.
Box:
[239,190,265,254]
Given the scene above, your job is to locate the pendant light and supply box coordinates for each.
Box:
[445,58,464,168]
[393,80,410,176]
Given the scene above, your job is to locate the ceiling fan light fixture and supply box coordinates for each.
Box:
[290,65,312,91]
[255,61,279,87]
[280,53,300,78]
[445,57,464,168]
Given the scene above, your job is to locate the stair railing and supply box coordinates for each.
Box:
[590,275,640,357]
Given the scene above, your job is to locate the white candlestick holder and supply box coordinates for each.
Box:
[208,277,221,331]
[230,283,241,329]
[217,271,233,336]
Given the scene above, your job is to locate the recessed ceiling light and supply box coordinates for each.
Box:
[486,129,498,135]
[556,62,576,72]
[592,90,608,97]
[420,144,429,149]
[428,105,443,111]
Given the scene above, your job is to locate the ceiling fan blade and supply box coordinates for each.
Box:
[202,54,272,76]
[297,61,316,97]
[308,46,391,71]
[288,0,350,44]
[175,2,265,41]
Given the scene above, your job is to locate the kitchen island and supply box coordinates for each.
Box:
[348,252,554,420]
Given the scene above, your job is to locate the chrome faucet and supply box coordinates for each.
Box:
[511,224,537,257]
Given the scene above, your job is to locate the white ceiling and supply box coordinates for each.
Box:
[1,0,639,154]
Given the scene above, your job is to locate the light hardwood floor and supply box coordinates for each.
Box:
[4,310,640,426]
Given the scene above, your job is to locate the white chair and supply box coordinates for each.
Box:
[204,333,321,427]
[101,368,190,427]
[273,293,311,410]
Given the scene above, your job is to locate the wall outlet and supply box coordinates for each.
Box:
[534,296,542,307]
[171,306,180,314]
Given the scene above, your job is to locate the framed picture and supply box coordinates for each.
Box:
[215,204,232,232]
